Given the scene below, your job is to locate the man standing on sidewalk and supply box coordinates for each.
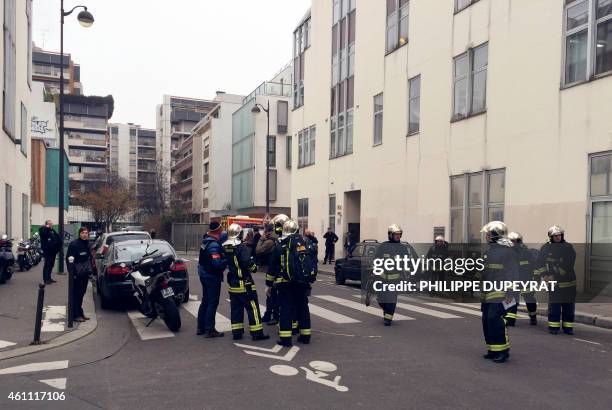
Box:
[39,220,61,284]
[197,222,228,338]
[323,227,338,264]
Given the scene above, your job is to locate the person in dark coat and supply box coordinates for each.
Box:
[39,220,61,284]
[322,227,338,264]
[251,229,261,262]
[66,227,95,322]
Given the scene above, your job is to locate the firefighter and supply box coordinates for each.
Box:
[508,232,540,326]
[536,226,576,335]
[371,224,418,326]
[262,214,289,326]
[479,221,519,363]
[425,235,449,297]
[222,223,269,341]
[266,219,316,347]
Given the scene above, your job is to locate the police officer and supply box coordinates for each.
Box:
[266,220,316,347]
[262,214,289,325]
[536,226,576,335]
[508,232,540,326]
[371,224,418,326]
[425,235,449,297]
[479,221,519,363]
[223,224,269,341]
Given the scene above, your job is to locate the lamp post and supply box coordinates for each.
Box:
[251,101,270,216]
[59,1,94,328]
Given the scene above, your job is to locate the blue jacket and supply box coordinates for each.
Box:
[198,234,227,276]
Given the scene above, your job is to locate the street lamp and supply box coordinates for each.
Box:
[251,101,271,216]
[59,1,94,328]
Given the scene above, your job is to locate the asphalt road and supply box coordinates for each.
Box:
[1,258,611,410]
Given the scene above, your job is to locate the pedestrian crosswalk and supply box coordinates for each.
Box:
[123,294,531,341]
[0,340,16,350]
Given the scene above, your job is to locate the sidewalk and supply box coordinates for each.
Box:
[317,264,612,330]
[0,261,97,361]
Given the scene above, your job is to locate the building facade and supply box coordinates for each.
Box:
[32,46,82,96]
[1,0,32,240]
[290,0,612,293]
[231,65,293,217]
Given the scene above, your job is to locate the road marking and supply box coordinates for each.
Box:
[0,360,69,375]
[262,300,360,324]
[181,301,232,332]
[352,295,460,319]
[574,338,602,346]
[189,294,198,301]
[449,302,529,318]
[314,295,414,320]
[238,344,300,361]
[270,364,299,376]
[0,340,16,349]
[127,310,175,340]
[39,378,67,390]
[420,302,483,317]
[41,306,66,332]
[234,343,283,353]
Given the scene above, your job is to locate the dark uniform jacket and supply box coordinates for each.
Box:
[373,240,419,281]
[224,242,257,293]
[513,244,540,284]
[425,242,449,271]
[323,231,338,247]
[66,238,94,276]
[198,235,227,277]
[478,239,520,303]
[265,233,316,286]
[536,241,576,295]
[39,226,61,254]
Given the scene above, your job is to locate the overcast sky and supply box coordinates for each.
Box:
[33,0,310,128]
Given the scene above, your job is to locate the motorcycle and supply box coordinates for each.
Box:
[129,248,181,332]
[0,235,15,284]
[28,236,42,265]
[17,239,33,272]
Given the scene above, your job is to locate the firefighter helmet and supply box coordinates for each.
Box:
[388,224,403,241]
[271,214,289,232]
[227,223,243,239]
[282,220,299,239]
[480,221,508,239]
[547,225,564,238]
[435,235,445,242]
[508,232,523,243]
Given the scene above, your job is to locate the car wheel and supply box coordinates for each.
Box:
[99,286,113,310]
[182,288,189,304]
[335,269,346,285]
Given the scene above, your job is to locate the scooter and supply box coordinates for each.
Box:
[0,235,15,284]
[17,240,32,272]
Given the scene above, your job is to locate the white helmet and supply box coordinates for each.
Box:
[508,232,523,243]
[435,235,445,242]
[388,224,403,241]
[271,214,290,233]
[223,223,243,247]
[282,220,299,239]
[481,221,508,240]
[547,225,564,238]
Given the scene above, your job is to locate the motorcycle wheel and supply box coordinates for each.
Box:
[156,297,181,332]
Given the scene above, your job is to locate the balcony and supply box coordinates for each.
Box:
[68,153,107,165]
[137,138,156,147]
[67,133,107,147]
[243,81,291,104]
[64,115,107,131]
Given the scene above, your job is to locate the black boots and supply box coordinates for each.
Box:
[493,350,510,363]
[252,333,270,341]
[529,316,537,326]
[204,329,224,338]
[276,339,292,347]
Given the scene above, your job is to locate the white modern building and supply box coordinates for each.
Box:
[231,65,293,217]
[289,0,612,293]
[1,0,32,240]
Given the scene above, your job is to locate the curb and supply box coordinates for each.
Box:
[320,267,612,331]
[0,281,98,362]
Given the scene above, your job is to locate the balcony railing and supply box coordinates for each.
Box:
[243,81,291,104]
[137,139,156,147]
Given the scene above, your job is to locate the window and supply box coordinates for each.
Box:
[329,194,336,231]
[3,0,17,140]
[130,128,136,136]
[373,93,384,145]
[455,0,479,12]
[450,169,505,243]
[20,102,27,155]
[286,135,292,168]
[5,184,11,237]
[386,0,409,53]
[269,169,277,202]
[453,43,488,121]
[298,198,309,234]
[331,1,355,159]
[26,0,32,88]
[590,151,612,196]
[277,101,288,134]
[267,136,276,167]
[408,75,421,135]
[298,126,316,167]
[21,193,28,239]
[564,0,612,86]
[293,17,310,109]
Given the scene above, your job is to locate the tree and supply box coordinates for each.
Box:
[77,174,137,232]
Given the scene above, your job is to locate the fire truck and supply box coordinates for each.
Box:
[220,216,265,232]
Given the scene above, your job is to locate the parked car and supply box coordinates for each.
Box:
[334,240,380,285]
[93,231,152,274]
[96,239,189,309]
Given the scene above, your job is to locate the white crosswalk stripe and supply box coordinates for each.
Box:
[420,302,482,317]
[260,301,361,324]
[41,306,66,332]
[126,310,175,340]
[353,295,462,319]
[314,295,414,320]
[182,301,232,332]
[0,340,16,349]
[451,302,529,319]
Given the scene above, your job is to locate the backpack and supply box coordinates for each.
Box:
[285,235,316,284]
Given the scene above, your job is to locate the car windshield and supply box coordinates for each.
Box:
[107,233,150,245]
[115,242,173,261]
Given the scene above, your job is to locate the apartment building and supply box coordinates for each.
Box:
[32,46,83,96]
[64,94,114,223]
[1,0,32,240]
[190,92,244,223]
[156,95,217,193]
[231,65,293,217]
[290,0,612,293]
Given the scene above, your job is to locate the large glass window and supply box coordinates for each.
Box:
[450,169,505,243]
[5,184,12,237]
[298,198,309,234]
[26,0,32,88]
[408,75,421,135]
[386,0,409,53]
[591,152,612,196]
[329,194,336,231]
[373,93,384,145]
[293,17,310,109]
[286,135,292,169]
[267,136,276,168]
[298,126,316,167]
[3,0,17,140]
[20,102,27,156]
[453,43,488,120]
[455,0,478,12]
[564,0,612,86]
[21,193,28,240]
